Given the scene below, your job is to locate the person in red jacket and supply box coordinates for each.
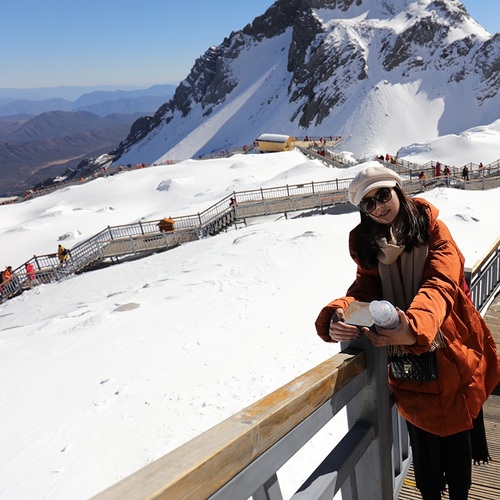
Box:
[25,262,36,281]
[315,165,500,500]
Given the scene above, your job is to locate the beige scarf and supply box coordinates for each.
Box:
[376,230,444,356]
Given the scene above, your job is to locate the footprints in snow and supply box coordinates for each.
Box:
[93,377,128,410]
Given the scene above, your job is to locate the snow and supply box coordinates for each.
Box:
[397,118,500,166]
[256,133,293,142]
[0,126,500,499]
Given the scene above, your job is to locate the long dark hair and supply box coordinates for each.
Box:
[354,186,430,269]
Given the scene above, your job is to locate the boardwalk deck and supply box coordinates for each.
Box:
[398,294,500,499]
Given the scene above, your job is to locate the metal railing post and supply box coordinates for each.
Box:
[341,336,394,500]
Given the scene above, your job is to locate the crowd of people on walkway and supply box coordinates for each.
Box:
[0,244,71,302]
[379,157,496,192]
[377,156,491,184]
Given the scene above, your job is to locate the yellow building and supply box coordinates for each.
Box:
[256,134,296,152]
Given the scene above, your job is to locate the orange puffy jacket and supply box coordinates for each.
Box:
[315,199,500,436]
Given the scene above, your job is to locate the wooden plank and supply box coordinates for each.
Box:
[100,234,177,258]
[399,395,500,500]
[484,294,500,343]
[93,349,366,500]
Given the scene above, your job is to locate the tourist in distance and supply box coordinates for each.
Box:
[57,244,69,264]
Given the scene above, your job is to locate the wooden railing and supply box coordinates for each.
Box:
[93,345,398,500]
[90,327,409,499]
[92,229,500,500]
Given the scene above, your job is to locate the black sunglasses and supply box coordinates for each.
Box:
[359,187,393,214]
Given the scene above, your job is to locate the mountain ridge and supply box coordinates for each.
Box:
[0,84,176,117]
[0,85,177,195]
[0,111,143,195]
[112,0,499,165]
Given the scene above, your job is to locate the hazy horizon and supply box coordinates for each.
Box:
[1,0,498,90]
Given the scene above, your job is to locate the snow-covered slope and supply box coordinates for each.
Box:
[398,118,500,165]
[1,126,499,499]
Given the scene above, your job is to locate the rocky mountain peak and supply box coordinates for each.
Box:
[112,0,498,164]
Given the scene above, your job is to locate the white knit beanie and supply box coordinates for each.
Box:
[348,165,402,206]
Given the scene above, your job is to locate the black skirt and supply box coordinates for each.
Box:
[406,409,489,499]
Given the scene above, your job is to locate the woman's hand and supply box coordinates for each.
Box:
[364,308,417,347]
[328,308,361,342]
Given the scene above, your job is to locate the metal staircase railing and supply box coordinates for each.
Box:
[2,165,500,302]
[466,237,500,313]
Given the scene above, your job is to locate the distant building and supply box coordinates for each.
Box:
[256,134,296,153]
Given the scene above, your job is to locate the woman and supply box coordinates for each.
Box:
[315,165,500,500]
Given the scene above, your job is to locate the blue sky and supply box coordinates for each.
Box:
[1,0,498,90]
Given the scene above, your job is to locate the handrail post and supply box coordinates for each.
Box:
[341,336,393,500]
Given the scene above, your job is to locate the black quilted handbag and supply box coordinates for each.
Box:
[390,350,438,382]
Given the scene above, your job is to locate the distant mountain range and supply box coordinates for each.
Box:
[0,84,176,117]
[0,85,175,195]
[0,111,146,195]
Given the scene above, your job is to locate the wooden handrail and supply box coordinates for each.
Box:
[93,349,366,499]
[465,236,500,277]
